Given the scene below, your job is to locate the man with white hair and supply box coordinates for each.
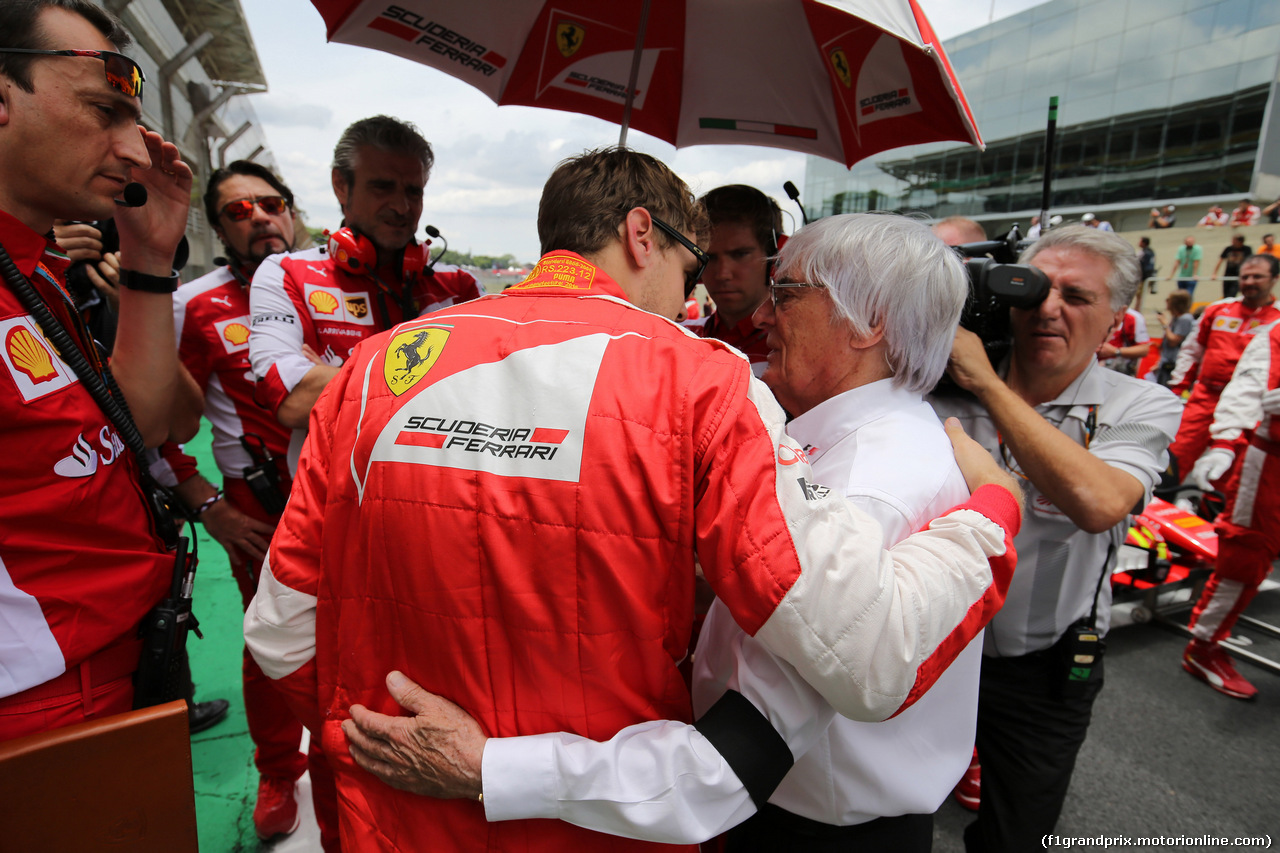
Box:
[934,225,1183,852]
[335,213,990,850]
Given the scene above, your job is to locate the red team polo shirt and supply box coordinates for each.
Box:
[0,210,169,704]
[173,266,293,474]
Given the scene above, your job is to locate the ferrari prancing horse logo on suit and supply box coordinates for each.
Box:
[384,326,451,396]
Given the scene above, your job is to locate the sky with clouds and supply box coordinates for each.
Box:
[240,0,1049,262]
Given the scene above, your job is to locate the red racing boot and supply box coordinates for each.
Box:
[1183,639,1258,700]
[952,748,980,811]
[254,774,301,841]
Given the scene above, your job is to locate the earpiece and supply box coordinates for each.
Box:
[326,226,428,282]
[326,226,376,272]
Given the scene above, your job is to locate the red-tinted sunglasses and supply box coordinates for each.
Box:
[0,48,145,99]
[221,196,289,221]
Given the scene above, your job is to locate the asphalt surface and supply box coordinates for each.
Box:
[933,581,1280,853]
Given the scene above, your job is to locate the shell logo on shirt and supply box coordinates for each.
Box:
[384,326,450,396]
[223,323,250,346]
[304,284,375,325]
[7,326,56,381]
[214,317,253,354]
[309,290,339,315]
[1211,315,1241,333]
[0,316,76,403]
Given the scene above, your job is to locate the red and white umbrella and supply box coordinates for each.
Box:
[309,0,982,168]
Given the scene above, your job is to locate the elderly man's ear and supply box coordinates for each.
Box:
[850,323,886,351]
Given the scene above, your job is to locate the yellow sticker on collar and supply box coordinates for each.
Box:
[509,255,597,290]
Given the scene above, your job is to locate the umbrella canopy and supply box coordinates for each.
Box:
[309,0,982,168]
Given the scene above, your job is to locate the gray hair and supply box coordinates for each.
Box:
[331,115,434,187]
[1021,224,1140,311]
[774,213,967,394]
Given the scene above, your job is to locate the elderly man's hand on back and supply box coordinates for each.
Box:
[344,671,487,800]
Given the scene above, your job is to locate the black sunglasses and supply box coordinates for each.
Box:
[0,48,145,99]
[650,214,709,297]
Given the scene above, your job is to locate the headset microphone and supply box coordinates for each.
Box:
[783,181,807,225]
[114,182,148,208]
[424,225,447,272]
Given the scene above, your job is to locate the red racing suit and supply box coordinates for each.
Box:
[1189,322,1280,642]
[244,252,1020,852]
[0,211,170,739]
[1169,298,1280,479]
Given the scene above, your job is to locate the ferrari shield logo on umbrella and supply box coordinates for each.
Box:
[556,21,585,57]
[829,48,852,88]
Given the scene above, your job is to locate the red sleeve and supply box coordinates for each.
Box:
[1197,306,1215,349]
[159,440,200,487]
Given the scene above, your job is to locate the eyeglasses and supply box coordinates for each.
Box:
[221,196,289,221]
[0,48,145,99]
[649,214,709,297]
[769,280,826,305]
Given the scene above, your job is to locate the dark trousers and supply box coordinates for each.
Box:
[964,649,1104,853]
[727,803,933,852]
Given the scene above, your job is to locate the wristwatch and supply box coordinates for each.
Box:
[118,268,180,294]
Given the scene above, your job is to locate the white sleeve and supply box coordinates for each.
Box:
[1169,316,1203,386]
[248,254,316,398]
[1209,329,1273,443]
[1131,311,1150,344]
[481,723,754,844]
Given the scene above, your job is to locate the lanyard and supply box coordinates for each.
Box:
[32,261,108,377]
[998,404,1097,480]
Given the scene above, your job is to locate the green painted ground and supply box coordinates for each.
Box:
[183,424,265,851]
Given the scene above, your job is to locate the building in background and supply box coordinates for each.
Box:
[803,0,1280,234]
[101,0,280,276]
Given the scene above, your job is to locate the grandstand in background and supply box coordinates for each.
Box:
[803,0,1280,234]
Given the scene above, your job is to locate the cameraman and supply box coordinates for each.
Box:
[930,226,1182,853]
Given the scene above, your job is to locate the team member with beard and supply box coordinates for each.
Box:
[155,161,337,845]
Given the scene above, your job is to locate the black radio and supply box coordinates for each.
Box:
[240,433,288,516]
